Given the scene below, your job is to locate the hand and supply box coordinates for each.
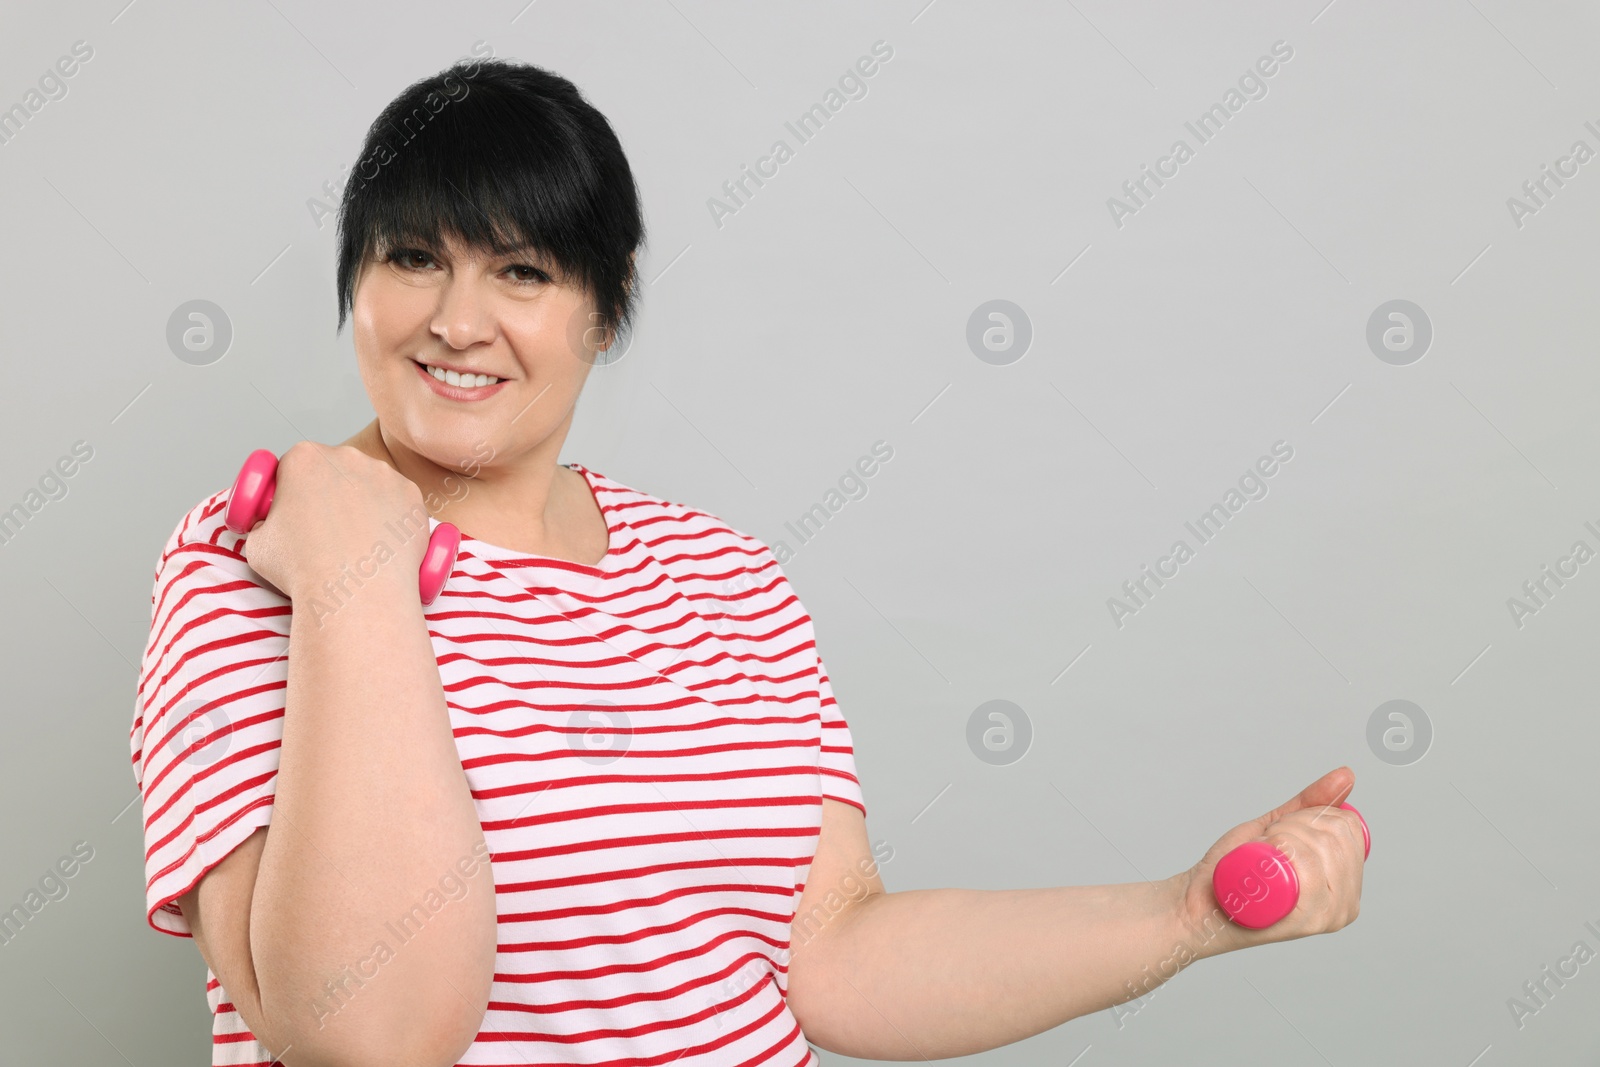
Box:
[1174,766,1366,959]
[238,441,431,601]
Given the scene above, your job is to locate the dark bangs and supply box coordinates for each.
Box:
[334,57,645,346]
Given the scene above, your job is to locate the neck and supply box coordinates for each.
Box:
[349,416,574,553]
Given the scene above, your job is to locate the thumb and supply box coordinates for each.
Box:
[1258,765,1354,830]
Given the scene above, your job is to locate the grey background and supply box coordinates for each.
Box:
[1,0,1595,1063]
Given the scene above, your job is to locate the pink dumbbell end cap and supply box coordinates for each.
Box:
[419,522,460,606]
[1213,841,1300,930]
[225,449,279,533]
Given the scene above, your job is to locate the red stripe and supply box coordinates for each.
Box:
[490,932,789,994]
[483,793,819,833]
[454,710,821,742]
[486,949,784,1015]
[494,854,804,897]
[490,824,824,866]
[471,763,833,804]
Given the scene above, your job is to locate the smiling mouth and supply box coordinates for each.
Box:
[415,360,503,387]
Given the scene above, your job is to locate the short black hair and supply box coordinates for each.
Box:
[334,57,645,349]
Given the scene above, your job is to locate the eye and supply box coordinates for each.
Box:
[505,263,551,286]
[384,247,550,286]
[387,247,436,271]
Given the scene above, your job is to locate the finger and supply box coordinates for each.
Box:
[1340,801,1371,859]
[1297,795,1363,846]
[1260,827,1313,880]
[1259,766,1354,830]
[1319,804,1368,859]
[1284,804,1365,866]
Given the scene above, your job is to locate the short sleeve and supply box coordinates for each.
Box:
[813,648,866,818]
[131,508,290,938]
[748,548,869,819]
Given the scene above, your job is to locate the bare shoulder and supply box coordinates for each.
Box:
[338,421,383,459]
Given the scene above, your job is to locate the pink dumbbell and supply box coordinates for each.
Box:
[224,448,460,607]
[1212,801,1370,930]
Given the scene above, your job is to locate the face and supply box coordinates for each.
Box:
[350,229,613,478]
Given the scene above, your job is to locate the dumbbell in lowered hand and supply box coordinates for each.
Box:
[223,448,460,607]
[1212,801,1371,929]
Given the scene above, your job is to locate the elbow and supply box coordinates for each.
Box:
[274,1019,482,1067]
[265,981,487,1067]
[338,1020,483,1067]
[408,996,491,1067]
[250,884,498,1066]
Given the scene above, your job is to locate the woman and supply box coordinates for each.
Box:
[131,57,1366,1066]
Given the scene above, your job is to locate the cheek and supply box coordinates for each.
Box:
[356,282,423,349]
[542,297,609,367]
[356,298,441,399]
[351,295,424,406]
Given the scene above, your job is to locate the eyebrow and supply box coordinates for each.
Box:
[387,237,550,261]
[473,239,551,260]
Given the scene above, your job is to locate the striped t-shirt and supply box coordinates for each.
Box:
[131,462,866,1066]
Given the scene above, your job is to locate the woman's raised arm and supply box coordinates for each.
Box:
[215,442,498,1066]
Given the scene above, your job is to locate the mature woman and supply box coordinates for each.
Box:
[131,56,1365,1066]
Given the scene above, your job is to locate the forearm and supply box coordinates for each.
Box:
[251,573,498,1064]
[794,877,1223,1060]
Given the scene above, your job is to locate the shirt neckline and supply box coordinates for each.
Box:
[433,462,620,576]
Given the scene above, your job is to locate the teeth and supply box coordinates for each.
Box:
[425,364,499,388]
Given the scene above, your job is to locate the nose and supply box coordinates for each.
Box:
[430,273,496,350]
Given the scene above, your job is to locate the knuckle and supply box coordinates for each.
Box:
[1273,835,1307,867]
[1319,824,1347,852]
[280,440,319,474]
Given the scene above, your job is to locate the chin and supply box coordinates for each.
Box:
[403,420,501,475]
